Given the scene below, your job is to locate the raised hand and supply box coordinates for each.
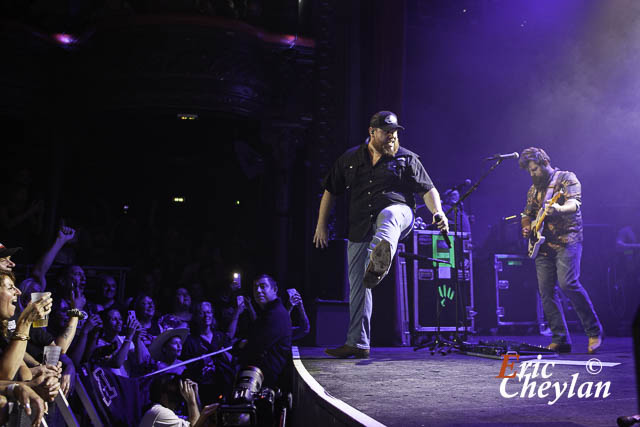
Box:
[179,379,199,404]
[289,290,302,306]
[56,225,76,243]
[18,293,52,326]
[82,314,102,334]
[236,296,246,314]
[123,317,140,339]
[70,287,86,310]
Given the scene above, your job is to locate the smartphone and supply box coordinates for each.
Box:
[231,272,242,292]
[128,310,137,322]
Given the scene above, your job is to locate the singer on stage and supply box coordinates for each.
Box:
[313,111,448,359]
[519,147,603,354]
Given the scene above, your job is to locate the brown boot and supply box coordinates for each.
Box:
[324,344,370,359]
[588,336,603,354]
[363,239,391,289]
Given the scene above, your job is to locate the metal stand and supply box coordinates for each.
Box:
[397,252,455,355]
[442,157,509,348]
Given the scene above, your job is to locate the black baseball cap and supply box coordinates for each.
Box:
[369,111,405,131]
[0,243,21,258]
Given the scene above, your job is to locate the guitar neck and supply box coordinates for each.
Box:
[533,192,563,233]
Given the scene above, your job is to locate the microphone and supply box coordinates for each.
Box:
[485,152,520,161]
[433,213,452,249]
[448,179,471,192]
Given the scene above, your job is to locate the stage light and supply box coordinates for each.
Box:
[173,197,185,203]
[177,113,198,120]
[235,200,241,206]
[53,33,76,45]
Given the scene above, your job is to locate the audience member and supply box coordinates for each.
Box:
[0,271,52,381]
[87,274,125,315]
[237,274,292,389]
[0,243,21,272]
[214,273,255,339]
[182,301,234,402]
[86,308,149,377]
[139,375,204,427]
[171,288,193,324]
[148,328,189,375]
[133,294,161,345]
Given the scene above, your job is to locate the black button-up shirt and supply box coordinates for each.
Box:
[322,141,434,242]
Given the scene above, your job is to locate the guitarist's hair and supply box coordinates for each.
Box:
[519,147,551,169]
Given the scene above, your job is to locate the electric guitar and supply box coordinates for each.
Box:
[528,190,563,258]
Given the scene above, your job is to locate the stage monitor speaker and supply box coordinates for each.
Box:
[314,299,349,346]
[310,239,348,301]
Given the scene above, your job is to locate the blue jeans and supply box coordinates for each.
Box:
[535,242,602,344]
[345,204,414,349]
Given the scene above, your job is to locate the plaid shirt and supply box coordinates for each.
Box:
[522,169,583,248]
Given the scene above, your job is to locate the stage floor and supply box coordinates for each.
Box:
[298,335,636,426]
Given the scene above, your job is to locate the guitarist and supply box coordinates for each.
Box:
[519,147,603,354]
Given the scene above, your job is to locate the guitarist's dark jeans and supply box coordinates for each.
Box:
[535,242,603,344]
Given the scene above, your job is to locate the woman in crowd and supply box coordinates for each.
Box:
[87,274,124,315]
[0,270,52,381]
[86,308,149,377]
[148,328,189,375]
[182,301,234,402]
[134,294,161,346]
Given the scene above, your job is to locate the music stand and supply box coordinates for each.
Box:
[397,252,456,355]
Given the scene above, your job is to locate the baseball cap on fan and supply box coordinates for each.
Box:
[0,243,21,258]
[369,111,405,132]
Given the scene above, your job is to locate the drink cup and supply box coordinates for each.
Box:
[43,345,61,366]
[30,292,51,328]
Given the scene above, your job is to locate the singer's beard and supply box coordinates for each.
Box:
[372,135,399,157]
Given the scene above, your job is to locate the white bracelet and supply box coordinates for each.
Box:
[7,383,18,400]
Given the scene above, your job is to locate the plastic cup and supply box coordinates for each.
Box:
[43,345,61,366]
[30,292,50,328]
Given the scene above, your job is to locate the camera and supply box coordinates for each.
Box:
[217,366,288,427]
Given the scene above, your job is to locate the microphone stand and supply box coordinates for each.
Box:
[442,158,509,347]
[398,252,458,355]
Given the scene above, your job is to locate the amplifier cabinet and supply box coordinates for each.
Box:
[494,254,542,326]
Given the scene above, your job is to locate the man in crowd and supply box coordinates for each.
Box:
[238,274,291,388]
[0,243,21,272]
